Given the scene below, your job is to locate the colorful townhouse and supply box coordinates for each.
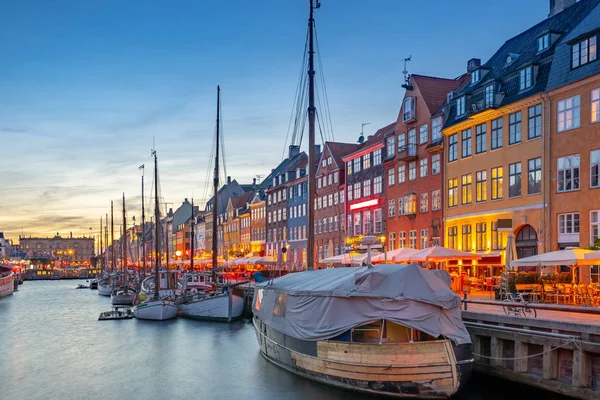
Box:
[285,161,308,270]
[385,74,467,251]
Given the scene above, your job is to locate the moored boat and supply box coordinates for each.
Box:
[179,290,244,322]
[133,298,178,320]
[0,270,15,299]
[252,264,473,398]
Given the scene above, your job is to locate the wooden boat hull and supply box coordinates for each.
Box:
[179,293,244,322]
[133,299,178,320]
[0,272,15,299]
[253,316,472,399]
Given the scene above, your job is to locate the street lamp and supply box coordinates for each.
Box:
[379,235,387,264]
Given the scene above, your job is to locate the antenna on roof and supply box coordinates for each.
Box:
[402,55,412,89]
[358,122,370,144]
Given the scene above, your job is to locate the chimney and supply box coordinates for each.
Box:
[70,231,72,238]
[549,0,576,17]
[252,177,257,187]
[288,144,300,158]
[467,58,481,72]
[227,176,231,185]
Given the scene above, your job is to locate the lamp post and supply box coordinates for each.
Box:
[379,235,387,264]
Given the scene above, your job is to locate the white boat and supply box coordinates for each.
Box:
[0,270,15,299]
[111,288,137,306]
[179,291,244,322]
[97,278,113,296]
[133,298,178,320]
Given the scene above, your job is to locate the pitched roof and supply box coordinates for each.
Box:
[325,141,359,168]
[411,74,467,116]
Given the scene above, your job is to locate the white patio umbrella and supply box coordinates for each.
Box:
[319,253,354,265]
[511,248,593,284]
[505,233,517,272]
[371,247,418,264]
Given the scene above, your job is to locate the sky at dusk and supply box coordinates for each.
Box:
[0,0,551,241]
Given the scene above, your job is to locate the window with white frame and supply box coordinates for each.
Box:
[572,35,597,69]
[363,153,371,170]
[374,176,382,194]
[537,33,550,52]
[403,97,415,122]
[388,168,395,186]
[456,96,466,116]
[558,96,580,132]
[339,190,344,203]
[448,134,458,162]
[519,66,533,90]
[398,165,405,183]
[471,69,480,85]
[397,197,405,216]
[448,178,458,207]
[389,232,397,250]
[558,213,579,235]
[409,162,417,180]
[591,150,600,188]
[353,157,361,174]
[354,182,361,199]
[592,89,600,123]
[485,84,494,108]
[334,215,339,231]
[374,209,383,233]
[373,149,382,165]
[354,213,362,236]
[334,191,339,205]
[420,229,429,249]
[363,211,372,235]
[591,210,600,248]
[347,161,352,176]
[347,185,353,202]
[419,124,428,144]
[334,171,339,183]
[386,136,395,158]
[399,231,406,248]
[557,154,580,192]
[432,154,440,175]
[397,133,406,151]
[432,117,442,141]
[405,194,417,215]
[363,179,371,197]
[420,158,428,178]
[509,111,522,145]
[420,193,428,213]
[432,190,441,211]
[409,230,417,249]
[388,199,396,217]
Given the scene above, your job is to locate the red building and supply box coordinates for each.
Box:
[385,74,467,250]
[315,141,358,263]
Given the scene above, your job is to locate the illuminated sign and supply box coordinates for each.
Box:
[349,199,379,211]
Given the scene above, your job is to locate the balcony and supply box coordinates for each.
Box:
[397,144,418,162]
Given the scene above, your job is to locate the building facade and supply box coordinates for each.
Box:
[249,193,266,256]
[19,233,95,266]
[286,166,308,270]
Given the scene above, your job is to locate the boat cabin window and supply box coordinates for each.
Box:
[272,293,287,317]
[348,320,439,344]
[254,289,264,311]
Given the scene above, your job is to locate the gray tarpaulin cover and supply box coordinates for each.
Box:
[254,264,471,345]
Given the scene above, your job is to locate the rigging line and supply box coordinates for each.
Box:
[316,112,327,147]
[202,129,217,211]
[293,60,309,148]
[314,25,335,142]
[219,95,227,182]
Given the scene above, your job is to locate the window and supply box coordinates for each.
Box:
[388,199,396,217]
[592,89,600,123]
[528,158,542,194]
[476,223,487,251]
[389,232,397,250]
[347,161,352,175]
[334,171,338,183]
[447,226,458,249]
[363,153,371,170]
[354,213,362,236]
[431,154,440,175]
[509,111,522,145]
[448,134,458,162]
[558,96,580,132]
[373,149,382,165]
[591,150,600,188]
[328,174,332,186]
[399,231,406,248]
[339,190,344,203]
[432,190,441,211]
[363,211,372,235]
[408,162,417,180]
[471,69,480,85]
[572,35,597,68]
[432,117,442,141]
[405,194,417,215]
[318,219,322,234]
[461,128,472,158]
[509,162,522,197]
[347,185,353,202]
[354,182,361,200]
[448,178,458,207]
[476,170,487,202]
[321,159,326,168]
[491,221,501,250]
[485,84,494,108]
[353,158,361,174]
[462,225,472,251]
[397,133,406,151]
[334,191,339,205]
[374,209,383,234]
[317,178,321,189]
[461,174,472,205]
[409,230,417,249]
[592,266,600,284]
[363,179,371,197]
[456,96,466,116]
[347,215,352,236]
[374,176,383,194]
[397,197,405,216]
[407,129,417,150]
[558,213,579,234]
[519,66,533,90]
[385,137,395,160]
[591,210,600,248]
[476,123,486,154]
[491,118,503,150]
[537,33,550,52]
[419,124,428,144]
[420,193,428,213]
[398,165,406,183]
[557,154,580,192]
[420,229,429,249]
[491,167,503,200]
[388,168,395,186]
[403,97,415,122]
[419,158,428,178]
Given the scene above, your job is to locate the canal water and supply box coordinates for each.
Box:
[1,280,573,400]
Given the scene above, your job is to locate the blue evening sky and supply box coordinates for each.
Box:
[0,0,550,239]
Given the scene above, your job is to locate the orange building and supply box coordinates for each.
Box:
[249,193,266,256]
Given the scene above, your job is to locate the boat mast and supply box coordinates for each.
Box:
[122,193,127,283]
[105,214,108,274]
[190,198,194,273]
[307,0,320,270]
[153,150,160,299]
[111,201,115,273]
[100,216,103,273]
[141,165,146,278]
[212,85,220,290]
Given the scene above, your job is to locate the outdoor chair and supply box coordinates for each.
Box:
[543,284,557,303]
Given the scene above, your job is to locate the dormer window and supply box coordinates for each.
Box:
[456,96,466,116]
[537,33,550,52]
[471,69,480,85]
[485,84,495,108]
[519,66,533,90]
[403,97,416,122]
[572,35,597,69]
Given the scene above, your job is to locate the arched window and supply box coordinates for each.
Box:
[515,224,538,258]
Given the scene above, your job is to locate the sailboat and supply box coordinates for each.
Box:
[98,203,117,297]
[179,86,244,322]
[133,150,179,321]
[251,2,473,397]
[111,193,138,306]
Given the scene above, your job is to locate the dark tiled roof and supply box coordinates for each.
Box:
[325,141,359,168]
[445,0,600,128]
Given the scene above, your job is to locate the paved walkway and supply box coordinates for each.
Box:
[462,290,600,327]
